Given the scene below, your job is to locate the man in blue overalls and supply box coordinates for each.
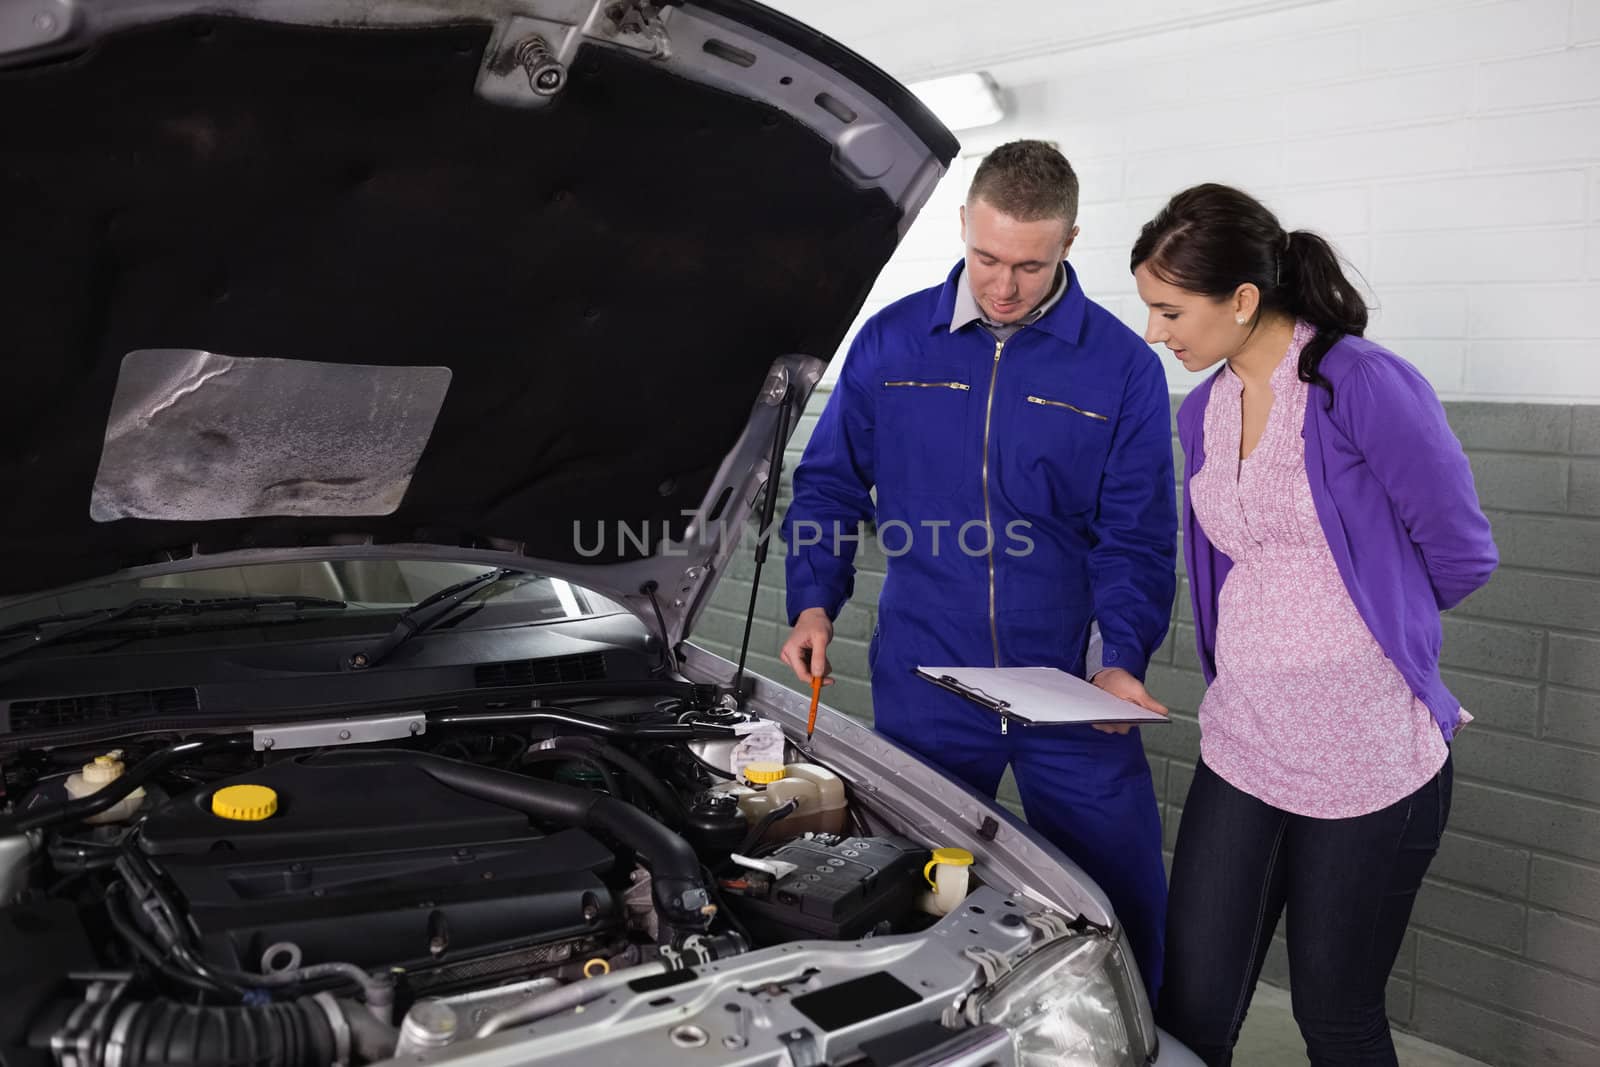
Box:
[779,141,1176,996]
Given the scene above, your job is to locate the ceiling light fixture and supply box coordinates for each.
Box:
[907,71,1006,131]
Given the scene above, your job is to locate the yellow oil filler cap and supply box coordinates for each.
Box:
[211,784,279,821]
[742,762,787,785]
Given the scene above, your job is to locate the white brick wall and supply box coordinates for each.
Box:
[1470,284,1600,336]
[1578,0,1600,43]
[1373,229,1586,284]
[784,0,1600,402]
[1371,172,1587,230]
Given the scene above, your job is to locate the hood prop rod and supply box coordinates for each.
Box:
[641,579,675,675]
[732,385,793,701]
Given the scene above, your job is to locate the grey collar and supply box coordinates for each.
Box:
[949,261,1068,336]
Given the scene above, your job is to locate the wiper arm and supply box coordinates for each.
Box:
[0,603,145,664]
[349,568,523,671]
[0,595,348,665]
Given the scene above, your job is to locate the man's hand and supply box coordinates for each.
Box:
[780,607,835,686]
[1090,667,1168,735]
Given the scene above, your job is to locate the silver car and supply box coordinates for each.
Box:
[0,1,1199,1064]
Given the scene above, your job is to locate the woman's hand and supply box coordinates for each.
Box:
[1090,667,1168,735]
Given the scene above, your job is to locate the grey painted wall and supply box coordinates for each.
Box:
[692,391,1600,1067]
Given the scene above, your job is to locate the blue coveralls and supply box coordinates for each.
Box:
[782,261,1177,996]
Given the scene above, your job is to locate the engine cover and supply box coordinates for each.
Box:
[137,757,621,974]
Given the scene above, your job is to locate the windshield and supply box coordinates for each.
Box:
[0,560,625,632]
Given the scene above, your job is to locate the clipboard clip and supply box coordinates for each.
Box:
[935,675,1010,711]
[920,671,1018,733]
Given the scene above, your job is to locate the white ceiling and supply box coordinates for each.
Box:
[760,0,1337,81]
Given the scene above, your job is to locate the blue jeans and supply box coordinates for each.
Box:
[1158,756,1452,1066]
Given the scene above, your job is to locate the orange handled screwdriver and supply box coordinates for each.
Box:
[805,674,823,741]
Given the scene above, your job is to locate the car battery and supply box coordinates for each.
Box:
[728,835,930,942]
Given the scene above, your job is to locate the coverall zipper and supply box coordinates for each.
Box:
[883,380,971,390]
[1026,394,1109,421]
[981,337,1006,732]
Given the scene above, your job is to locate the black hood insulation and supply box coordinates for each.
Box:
[0,13,937,597]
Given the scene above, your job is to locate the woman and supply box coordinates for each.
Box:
[1130,184,1496,1066]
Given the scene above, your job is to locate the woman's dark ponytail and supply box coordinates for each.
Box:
[1282,229,1368,399]
[1131,183,1369,403]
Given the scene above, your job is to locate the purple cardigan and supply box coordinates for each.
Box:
[1178,334,1498,740]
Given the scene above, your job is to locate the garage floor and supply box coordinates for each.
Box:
[1235,985,1490,1066]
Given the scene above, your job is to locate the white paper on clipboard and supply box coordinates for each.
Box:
[915,665,1169,726]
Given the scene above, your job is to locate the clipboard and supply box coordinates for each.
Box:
[915,665,1169,727]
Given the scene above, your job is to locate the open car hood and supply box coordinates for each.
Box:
[0,0,956,642]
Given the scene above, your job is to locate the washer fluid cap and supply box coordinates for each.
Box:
[930,847,974,867]
[81,753,126,785]
[742,762,787,784]
[212,784,279,821]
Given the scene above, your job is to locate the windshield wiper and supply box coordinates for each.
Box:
[0,595,348,665]
[348,568,524,671]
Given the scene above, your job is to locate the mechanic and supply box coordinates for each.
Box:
[778,140,1177,997]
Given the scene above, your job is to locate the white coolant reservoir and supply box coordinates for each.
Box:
[64,751,146,824]
[919,847,974,916]
[780,763,847,835]
[706,761,848,841]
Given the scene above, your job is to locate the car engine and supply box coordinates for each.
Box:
[0,698,942,1067]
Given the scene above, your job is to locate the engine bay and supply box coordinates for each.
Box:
[137,757,625,984]
[0,690,1001,1067]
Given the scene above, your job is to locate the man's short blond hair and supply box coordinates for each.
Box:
[967,140,1078,225]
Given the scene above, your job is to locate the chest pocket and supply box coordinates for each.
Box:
[875,373,973,499]
[1009,379,1118,516]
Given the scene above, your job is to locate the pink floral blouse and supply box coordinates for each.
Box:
[1190,322,1453,818]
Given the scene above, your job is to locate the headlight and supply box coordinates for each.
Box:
[966,932,1156,1067]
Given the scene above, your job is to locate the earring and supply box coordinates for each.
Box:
[1236,316,1247,325]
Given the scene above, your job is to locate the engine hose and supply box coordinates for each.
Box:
[236,961,394,1021]
[104,997,334,1067]
[104,883,232,1000]
[523,736,687,829]
[739,798,799,854]
[0,735,253,835]
[114,855,253,998]
[115,851,393,1013]
[91,995,395,1067]
[309,750,714,933]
